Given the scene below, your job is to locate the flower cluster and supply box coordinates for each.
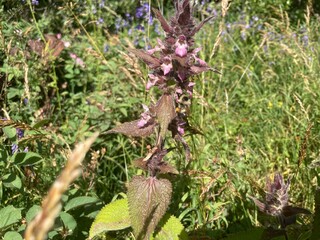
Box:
[108,0,216,176]
[249,173,310,229]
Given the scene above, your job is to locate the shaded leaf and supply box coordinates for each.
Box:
[152,214,188,240]
[107,120,156,137]
[11,152,43,166]
[224,227,267,240]
[177,0,191,26]
[152,8,172,33]
[60,212,77,231]
[128,48,161,68]
[64,196,99,212]
[310,188,320,240]
[128,176,172,240]
[0,205,22,229]
[2,173,22,189]
[155,94,177,142]
[133,158,178,175]
[89,198,131,239]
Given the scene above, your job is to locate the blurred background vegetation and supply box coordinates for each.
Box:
[0,0,320,239]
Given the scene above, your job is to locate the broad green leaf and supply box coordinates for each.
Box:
[152,214,188,240]
[2,173,22,189]
[3,126,16,140]
[64,196,99,212]
[89,198,131,239]
[60,212,77,231]
[128,176,172,240]
[4,231,23,240]
[0,205,22,229]
[11,152,43,166]
[26,205,41,223]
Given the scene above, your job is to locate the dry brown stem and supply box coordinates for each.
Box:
[24,132,99,240]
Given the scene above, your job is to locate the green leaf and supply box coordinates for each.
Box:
[4,231,23,240]
[11,152,43,166]
[89,198,131,239]
[32,119,50,129]
[26,205,41,223]
[60,212,77,231]
[152,214,188,240]
[0,205,22,229]
[64,196,99,212]
[3,126,16,140]
[0,147,9,166]
[128,176,172,240]
[2,173,22,189]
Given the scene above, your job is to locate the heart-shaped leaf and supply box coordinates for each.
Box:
[89,198,131,239]
[128,176,172,240]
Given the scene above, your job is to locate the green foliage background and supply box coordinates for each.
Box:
[0,0,320,239]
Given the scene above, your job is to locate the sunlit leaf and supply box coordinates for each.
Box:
[2,173,22,189]
[0,205,22,229]
[4,231,23,240]
[128,176,172,239]
[2,126,16,140]
[107,120,156,137]
[152,214,188,240]
[26,205,41,223]
[89,198,131,239]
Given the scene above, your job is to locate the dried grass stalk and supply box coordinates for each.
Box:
[210,0,231,59]
[24,132,99,240]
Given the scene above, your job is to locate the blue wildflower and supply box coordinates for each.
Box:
[99,0,105,8]
[11,144,18,154]
[17,128,24,139]
[136,7,144,18]
[104,44,109,53]
[302,35,309,46]
[31,0,39,5]
[135,24,145,31]
[96,18,104,25]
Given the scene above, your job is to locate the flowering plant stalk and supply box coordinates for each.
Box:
[107,0,219,238]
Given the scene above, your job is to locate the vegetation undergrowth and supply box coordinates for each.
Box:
[0,0,320,239]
